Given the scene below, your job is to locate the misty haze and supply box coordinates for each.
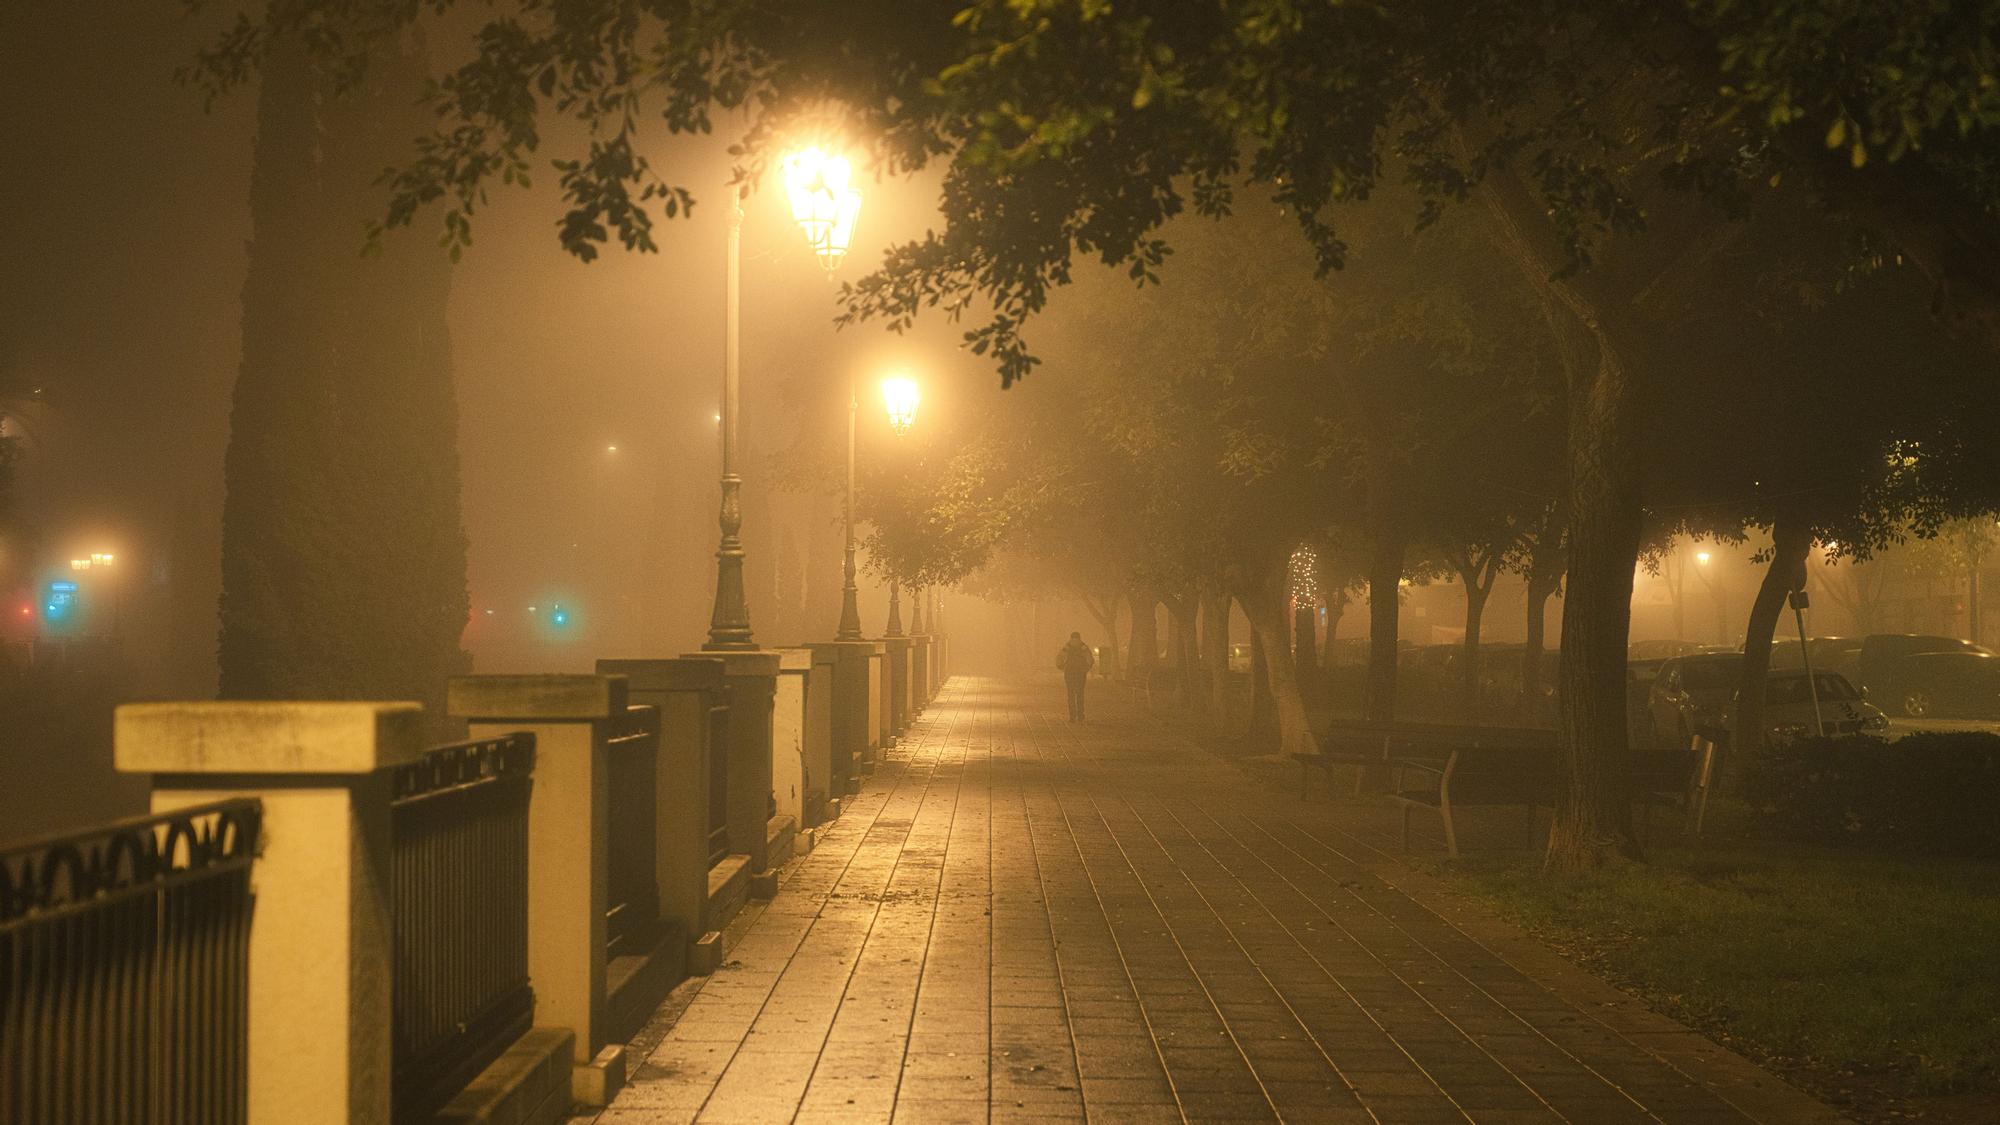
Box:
[5,4,2000,1124]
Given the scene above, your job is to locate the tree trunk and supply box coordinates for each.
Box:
[219,37,469,731]
[1293,602,1319,707]
[1127,589,1158,680]
[1248,630,1277,749]
[1321,587,1347,676]
[1083,593,1120,679]
[1202,586,1231,728]
[1168,594,1198,710]
[1522,572,1558,724]
[1359,528,1408,792]
[1459,581,1491,720]
[1242,564,1316,760]
[1730,519,1812,772]
[1547,344,1646,870]
[1365,530,1406,722]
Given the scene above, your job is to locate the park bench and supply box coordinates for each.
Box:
[1391,737,1719,857]
[1294,719,1555,799]
[1630,736,1719,841]
[1122,665,1181,708]
[1391,746,1559,857]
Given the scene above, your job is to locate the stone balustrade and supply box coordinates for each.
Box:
[82,628,950,1124]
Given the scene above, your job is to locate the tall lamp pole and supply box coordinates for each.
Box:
[706,147,863,650]
[880,375,921,639]
[836,378,864,639]
[705,198,752,649]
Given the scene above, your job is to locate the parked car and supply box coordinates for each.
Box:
[1720,669,1889,747]
[1848,634,1993,713]
[1476,644,1559,721]
[1627,658,1669,744]
[1767,636,1863,677]
[1647,652,1743,744]
[1628,638,1719,662]
[1875,650,2000,719]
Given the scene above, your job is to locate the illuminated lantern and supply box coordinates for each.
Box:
[881,376,921,436]
[782,147,863,271]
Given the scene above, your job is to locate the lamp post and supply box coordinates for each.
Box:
[878,376,921,638]
[706,147,863,650]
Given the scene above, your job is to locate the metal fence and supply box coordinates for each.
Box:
[389,734,535,1122]
[708,696,732,867]
[1,798,262,1125]
[605,705,662,961]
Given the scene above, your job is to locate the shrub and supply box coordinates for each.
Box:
[1741,731,2000,857]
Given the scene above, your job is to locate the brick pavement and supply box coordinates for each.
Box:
[587,676,1840,1125]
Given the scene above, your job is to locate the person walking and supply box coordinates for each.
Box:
[1057,631,1095,722]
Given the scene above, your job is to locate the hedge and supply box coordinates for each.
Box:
[1741,731,2000,857]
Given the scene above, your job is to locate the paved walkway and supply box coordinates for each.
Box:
[587,677,1837,1125]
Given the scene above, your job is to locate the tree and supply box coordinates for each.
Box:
[189,0,2000,867]
[1630,215,2000,760]
[217,35,469,718]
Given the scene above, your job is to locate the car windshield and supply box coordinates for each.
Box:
[1679,658,1741,689]
[1765,673,1861,704]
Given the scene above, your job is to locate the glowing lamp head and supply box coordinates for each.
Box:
[90,552,113,566]
[881,376,921,435]
[782,147,863,271]
[1696,551,1712,565]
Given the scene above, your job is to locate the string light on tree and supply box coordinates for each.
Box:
[1288,543,1319,604]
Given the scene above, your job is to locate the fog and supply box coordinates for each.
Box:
[3,4,1995,841]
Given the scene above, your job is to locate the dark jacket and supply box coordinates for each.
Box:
[1058,640,1095,677]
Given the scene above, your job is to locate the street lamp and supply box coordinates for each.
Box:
[782,148,863,271]
[705,145,865,651]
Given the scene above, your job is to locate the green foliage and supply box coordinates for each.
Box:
[1741,732,2000,857]
[180,3,2000,381]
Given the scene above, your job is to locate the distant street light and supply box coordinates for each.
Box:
[881,376,921,436]
[706,144,866,650]
[879,375,922,637]
[1692,547,1726,643]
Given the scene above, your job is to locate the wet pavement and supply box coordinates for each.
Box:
[585,676,1837,1125]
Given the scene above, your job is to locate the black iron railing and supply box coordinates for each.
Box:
[605,705,662,961]
[707,697,732,867]
[389,734,535,1123]
[1,798,261,1125]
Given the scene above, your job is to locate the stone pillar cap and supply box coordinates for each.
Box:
[447,674,628,721]
[805,640,874,660]
[682,650,782,678]
[115,701,426,775]
[596,657,726,692]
